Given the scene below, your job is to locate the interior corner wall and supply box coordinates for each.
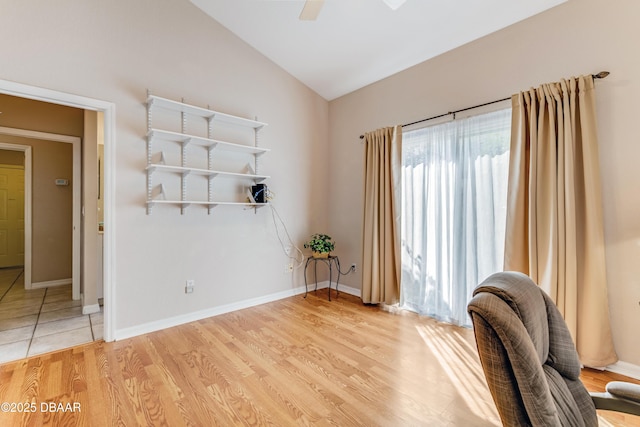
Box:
[328,0,640,366]
[0,0,329,334]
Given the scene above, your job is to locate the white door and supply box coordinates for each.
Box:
[0,166,25,268]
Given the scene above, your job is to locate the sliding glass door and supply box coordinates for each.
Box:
[400,109,511,326]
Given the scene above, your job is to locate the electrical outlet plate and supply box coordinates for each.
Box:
[284,263,293,273]
[185,279,195,294]
[351,263,356,273]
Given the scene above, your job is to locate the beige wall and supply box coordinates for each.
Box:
[82,110,99,309]
[0,0,329,332]
[0,94,84,137]
[98,112,104,226]
[0,134,73,282]
[328,0,640,366]
[0,149,25,166]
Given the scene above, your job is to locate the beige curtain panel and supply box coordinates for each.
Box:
[361,126,402,305]
[504,75,617,367]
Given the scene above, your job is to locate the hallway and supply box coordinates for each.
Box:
[0,267,102,364]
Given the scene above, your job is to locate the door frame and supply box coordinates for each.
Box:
[0,78,116,342]
[0,131,81,299]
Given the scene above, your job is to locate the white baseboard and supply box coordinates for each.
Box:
[115,285,307,340]
[606,361,640,380]
[334,281,361,297]
[82,303,101,315]
[81,293,101,314]
[304,280,361,298]
[114,280,363,341]
[31,278,72,289]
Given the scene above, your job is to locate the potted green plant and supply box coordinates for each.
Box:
[304,233,335,258]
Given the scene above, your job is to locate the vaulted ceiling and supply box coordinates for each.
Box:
[191,0,567,100]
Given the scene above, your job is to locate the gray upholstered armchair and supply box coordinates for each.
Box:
[467,271,640,427]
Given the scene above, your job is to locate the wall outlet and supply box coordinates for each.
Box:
[351,263,357,273]
[284,263,293,273]
[185,279,195,294]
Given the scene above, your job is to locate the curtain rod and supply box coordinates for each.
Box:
[359,71,610,139]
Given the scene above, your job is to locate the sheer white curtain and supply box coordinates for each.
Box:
[400,109,511,326]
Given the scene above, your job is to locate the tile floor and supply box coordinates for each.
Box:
[0,267,103,364]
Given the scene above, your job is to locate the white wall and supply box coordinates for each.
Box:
[0,0,329,332]
[329,0,640,367]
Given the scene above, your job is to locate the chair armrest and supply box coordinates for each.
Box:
[590,382,640,416]
[607,381,640,403]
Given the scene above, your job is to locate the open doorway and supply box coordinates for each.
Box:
[0,131,81,296]
[0,80,114,362]
[0,124,98,362]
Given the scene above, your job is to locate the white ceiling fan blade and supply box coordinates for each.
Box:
[299,0,325,21]
[382,0,406,11]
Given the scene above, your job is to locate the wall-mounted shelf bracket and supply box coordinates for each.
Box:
[147,184,167,214]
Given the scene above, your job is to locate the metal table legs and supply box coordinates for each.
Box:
[303,256,340,301]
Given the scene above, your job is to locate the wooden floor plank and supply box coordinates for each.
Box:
[0,290,638,426]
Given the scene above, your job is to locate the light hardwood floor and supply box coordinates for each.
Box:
[0,289,638,426]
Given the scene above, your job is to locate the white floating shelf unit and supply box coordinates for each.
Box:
[147,129,270,155]
[145,93,269,214]
[145,164,269,182]
[147,95,267,129]
[146,200,270,210]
